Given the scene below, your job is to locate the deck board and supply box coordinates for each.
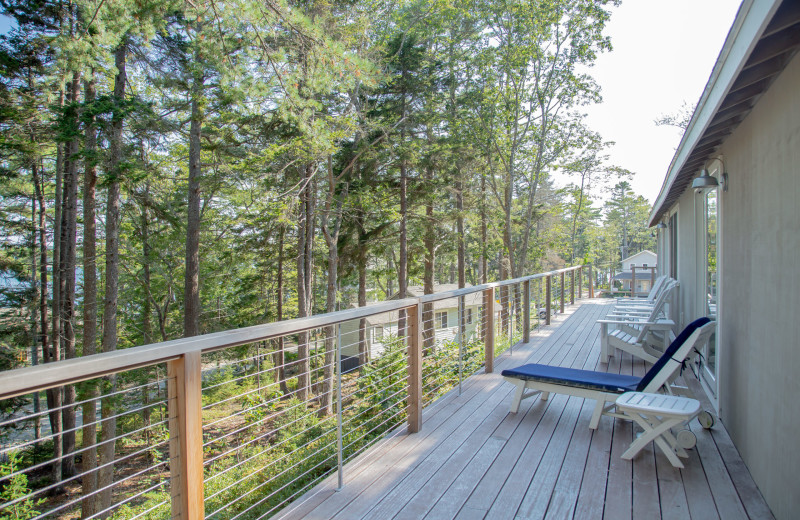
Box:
[276,300,773,520]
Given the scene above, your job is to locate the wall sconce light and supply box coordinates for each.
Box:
[693,157,728,193]
[692,169,718,192]
[655,222,667,230]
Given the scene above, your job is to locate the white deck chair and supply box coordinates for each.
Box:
[612,278,676,314]
[600,282,679,363]
[615,274,668,304]
[501,318,715,429]
[607,279,677,320]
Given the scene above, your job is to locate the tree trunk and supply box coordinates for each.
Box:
[99,42,127,516]
[422,164,436,352]
[29,162,42,445]
[480,172,487,285]
[296,163,315,402]
[397,66,408,339]
[184,70,204,338]
[47,84,64,488]
[357,246,368,366]
[57,71,81,479]
[140,181,153,461]
[273,226,288,395]
[320,155,343,416]
[81,73,99,518]
[456,176,465,290]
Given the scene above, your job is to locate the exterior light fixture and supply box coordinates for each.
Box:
[692,169,719,192]
[655,222,667,230]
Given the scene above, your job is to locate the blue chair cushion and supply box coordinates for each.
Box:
[501,364,640,393]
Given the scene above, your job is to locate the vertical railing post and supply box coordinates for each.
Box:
[560,272,565,314]
[407,303,422,434]
[545,276,552,326]
[508,288,514,354]
[631,266,637,298]
[483,287,495,373]
[570,270,575,305]
[651,267,656,289]
[589,265,594,298]
[523,280,530,343]
[336,324,343,489]
[458,295,464,395]
[167,351,204,520]
[578,268,583,299]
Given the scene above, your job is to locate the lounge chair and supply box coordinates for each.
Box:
[501,317,715,429]
[600,281,679,363]
[611,278,677,315]
[615,274,668,304]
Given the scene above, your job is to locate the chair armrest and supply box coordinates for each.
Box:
[597,319,674,328]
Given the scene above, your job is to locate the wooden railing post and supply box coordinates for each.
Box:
[570,271,575,305]
[483,287,495,373]
[168,351,204,520]
[523,280,530,342]
[631,266,637,297]
[651,267,656,288]
[407,303,422,434]
[578,268,583,299]
[560,272,565,314]
[589,265,594,298]
[545,276,552,326]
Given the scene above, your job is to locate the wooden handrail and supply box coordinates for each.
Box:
[0,266,589,401]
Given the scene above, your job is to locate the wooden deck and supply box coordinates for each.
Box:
[277,299,774,520]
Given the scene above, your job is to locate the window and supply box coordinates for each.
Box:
[700,186,718,396]
[466,308,473,325]
[435,311,448,329]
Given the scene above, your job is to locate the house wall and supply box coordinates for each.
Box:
[621,251,657,271]
[338,306,482,360]
[668,51,800,519]
[716,52,800,520]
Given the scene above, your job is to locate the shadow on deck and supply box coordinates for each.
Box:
[276,299,773,520]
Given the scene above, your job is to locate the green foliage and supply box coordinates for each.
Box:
[0,0,658,516]
[0,452,43,520]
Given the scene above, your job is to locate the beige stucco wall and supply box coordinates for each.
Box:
[670,52,800,519]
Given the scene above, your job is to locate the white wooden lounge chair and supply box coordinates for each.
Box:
[501,318,715,429]
[615,274,668,304]
[600,282,679,363]
[612,278,677,315]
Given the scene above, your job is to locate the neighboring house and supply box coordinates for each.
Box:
[611,250,657,294]
[649,2,799,518]
[339,284,501,363]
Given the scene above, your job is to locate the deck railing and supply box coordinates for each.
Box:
[0,266,592,519]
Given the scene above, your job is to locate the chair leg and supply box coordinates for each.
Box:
[621,412,687,468]
[510,381,526,413]
[589,399,606,429]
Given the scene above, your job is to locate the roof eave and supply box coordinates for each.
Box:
[649,0,783,226]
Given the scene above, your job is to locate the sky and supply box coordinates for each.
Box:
[581,0,742,203]
[0,2,742,204]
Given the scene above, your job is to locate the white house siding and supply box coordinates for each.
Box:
[668,50,800,519]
